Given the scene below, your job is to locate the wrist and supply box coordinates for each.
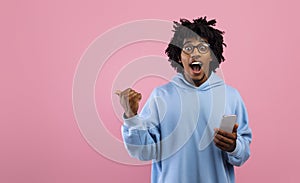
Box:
[125,111,137,118]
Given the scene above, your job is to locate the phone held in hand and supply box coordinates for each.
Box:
[219,115,237,133]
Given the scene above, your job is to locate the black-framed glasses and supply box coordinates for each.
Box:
[182,42,210,55]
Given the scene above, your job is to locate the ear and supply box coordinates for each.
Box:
[209,52,213,62]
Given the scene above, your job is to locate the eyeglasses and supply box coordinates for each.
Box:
[182,42,210,55]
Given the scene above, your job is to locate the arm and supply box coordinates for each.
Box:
[226,96,252,166]
[214,91,252,166]
[116,88,161,161]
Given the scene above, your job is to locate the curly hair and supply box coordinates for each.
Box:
[165,17,226,73]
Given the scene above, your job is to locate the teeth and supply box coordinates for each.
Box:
[191,62,202,66]
[190,61,202,71]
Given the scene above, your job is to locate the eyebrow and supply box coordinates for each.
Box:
[183,40,193,45]
[183,40,208,45]
[183,37,208,45]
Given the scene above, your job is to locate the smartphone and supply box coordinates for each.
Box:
[219,115,237,133]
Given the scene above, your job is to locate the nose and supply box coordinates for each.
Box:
[190,47,201,58]
[191,54,200,60]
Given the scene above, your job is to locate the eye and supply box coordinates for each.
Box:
[198,45,208,52]
[183,45,193,52]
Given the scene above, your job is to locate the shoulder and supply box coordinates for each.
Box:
[224,84,243,102]
[151,81,177,97]
[225,84,239,95]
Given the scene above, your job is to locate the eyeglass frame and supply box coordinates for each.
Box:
[182,42,210,55]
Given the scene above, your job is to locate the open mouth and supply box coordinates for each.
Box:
[189,61,202,72]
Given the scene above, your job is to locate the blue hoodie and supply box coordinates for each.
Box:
[122,72,252,183]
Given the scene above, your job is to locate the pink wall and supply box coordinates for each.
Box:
[1,0,300,182]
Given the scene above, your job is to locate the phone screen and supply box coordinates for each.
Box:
[219,115,237,133]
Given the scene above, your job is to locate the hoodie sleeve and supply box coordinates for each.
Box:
[226,90,252,167]
[121,89,161,161]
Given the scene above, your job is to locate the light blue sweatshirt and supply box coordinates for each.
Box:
[122,72,252,183]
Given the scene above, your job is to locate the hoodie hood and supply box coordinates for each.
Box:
[171,72,224,91]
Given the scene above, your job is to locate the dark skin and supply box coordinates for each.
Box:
[116,36,238,153]
[180,37,238,152]
[115,88,142,118]
[115,90,239,153]
[214,124,238,152]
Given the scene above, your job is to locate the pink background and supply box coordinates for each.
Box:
[2,0,300,182]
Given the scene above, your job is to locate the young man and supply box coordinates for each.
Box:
[116,17,252,183]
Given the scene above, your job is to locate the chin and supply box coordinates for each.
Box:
[191,73,203,79]
[192,74,206,81]
[192,77,203,82]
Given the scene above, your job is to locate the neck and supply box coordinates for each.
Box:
[183,72,210,87]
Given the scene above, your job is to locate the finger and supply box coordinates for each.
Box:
[128,91,138,97]
[214,137,230,149]
[137,93,142,101]
[119,89,135,101]
[215,133,234,145]
[115,88,132,96]
[128,91,141,97]
[129,92,142,102]
[232,123,238,133]
[129,92,139,101]
[124,88,133,95]
[129,90,136,96]
[214,142,228,151]
[115,90,122,96]
[216,129,236,140]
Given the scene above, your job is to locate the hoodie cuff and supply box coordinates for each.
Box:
[122,113,145,130]
[227,139,242,158]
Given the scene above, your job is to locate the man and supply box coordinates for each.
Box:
[115,17,252,183]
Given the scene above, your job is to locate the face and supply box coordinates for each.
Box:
[180,37,212,87]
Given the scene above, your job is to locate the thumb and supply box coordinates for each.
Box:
[232,123,238,133]
[114,90,122,96]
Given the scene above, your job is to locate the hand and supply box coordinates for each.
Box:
[115,88,142,118]
[214,124,238,152]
